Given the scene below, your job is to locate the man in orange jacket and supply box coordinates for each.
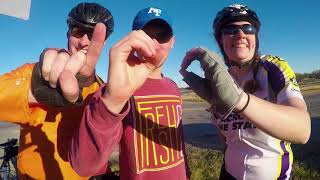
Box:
[0,2,114,179]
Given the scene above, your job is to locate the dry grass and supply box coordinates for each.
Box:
[181,79,320,101]
[301,85,320,95]
[299,79,320,95]
[182,94,206,102]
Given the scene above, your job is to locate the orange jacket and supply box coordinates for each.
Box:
[0,63,102,180]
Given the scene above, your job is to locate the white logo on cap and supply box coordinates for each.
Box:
[148,7,161,16]
[230,4,245,9]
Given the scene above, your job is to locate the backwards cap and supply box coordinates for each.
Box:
[132,7,173,32]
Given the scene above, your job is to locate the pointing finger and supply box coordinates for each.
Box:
[80,23,106,76]
[41,49,58,81]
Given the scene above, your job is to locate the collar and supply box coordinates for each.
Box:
[228,59,254,69]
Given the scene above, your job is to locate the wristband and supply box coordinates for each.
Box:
[235,93,250,114]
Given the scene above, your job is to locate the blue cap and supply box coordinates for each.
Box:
[132,7,173,32]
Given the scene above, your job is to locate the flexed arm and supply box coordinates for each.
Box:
[182,47,310,144]
[238,93,310,144]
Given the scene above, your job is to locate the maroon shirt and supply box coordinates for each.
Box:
[68,77,188,180]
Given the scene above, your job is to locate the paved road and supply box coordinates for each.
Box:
[304,93,320,143]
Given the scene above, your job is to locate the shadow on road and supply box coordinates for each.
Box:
[292,116,320,172]
[183,123,224,151]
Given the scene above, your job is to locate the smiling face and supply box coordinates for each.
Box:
[220,21,256,64]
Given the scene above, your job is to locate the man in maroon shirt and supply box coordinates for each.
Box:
[68,7,189,180]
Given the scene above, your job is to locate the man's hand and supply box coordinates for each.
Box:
[58,23,106,102]
[31,23,106,105]
[181,47,244,119]
[102,30,159,113]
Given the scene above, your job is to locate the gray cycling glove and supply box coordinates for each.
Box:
[185,47,244,119]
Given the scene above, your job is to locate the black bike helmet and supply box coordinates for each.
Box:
[213,4,260,43]
[67,2,114,38]
[213,4,261,68]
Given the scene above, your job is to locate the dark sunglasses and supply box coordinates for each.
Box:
[69,26,109,40]
[70,27,94,40]
[221,24,257,35]
[142,22,173,44]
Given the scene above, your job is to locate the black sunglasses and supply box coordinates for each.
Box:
[142,21,173,44]
[69,27,93,40]
[69,26,109,40]
[221,24,257,35]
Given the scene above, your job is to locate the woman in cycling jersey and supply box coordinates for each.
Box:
[180,4,311,180]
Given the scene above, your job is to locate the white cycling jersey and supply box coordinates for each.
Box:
[212,55,304,180]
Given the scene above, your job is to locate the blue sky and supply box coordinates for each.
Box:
[1,0,319,87]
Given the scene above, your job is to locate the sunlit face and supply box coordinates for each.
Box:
[67,26,92,54]
[220,21,256,64]
[142,21,175,68]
